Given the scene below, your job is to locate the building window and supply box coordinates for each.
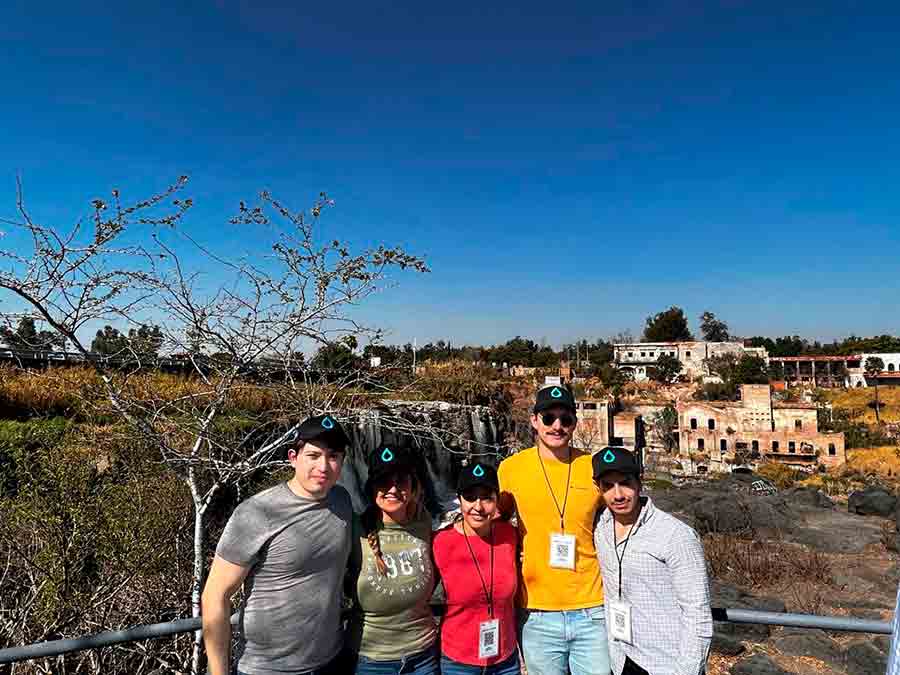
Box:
[828,443,836,455]
[670,351,676,356]
[583,402,597,410]
[690,418,698,430]
[890,364,896,372]
[708,419,715,430]
[628,352,633,357]
[697,439,705,450]
[686,351,691,357]
[772,441,779,452]
[720,439,727,452]
[789,442,796,453]
[794,420,802,430]
[752,440,759,452]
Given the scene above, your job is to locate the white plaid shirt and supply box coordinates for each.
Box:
[887,583,900,675]
[594,497,712,675]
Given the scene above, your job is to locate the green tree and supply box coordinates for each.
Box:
[701,353,768,400]
[700,311,730,342]
[650,405,679,454]
[91,325,129,355]
[128,324,164,358]
[865,356,886,424]
[648,353,683,383]
[643,306,693,342]
[0,317,65,350]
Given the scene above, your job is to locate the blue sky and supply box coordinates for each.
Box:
[3,0,899,348]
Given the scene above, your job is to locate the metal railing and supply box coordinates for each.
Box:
[0,608,892,666]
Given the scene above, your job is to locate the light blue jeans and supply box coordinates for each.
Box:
[520,606,610,675]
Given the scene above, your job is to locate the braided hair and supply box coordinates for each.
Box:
[362,469,422,576]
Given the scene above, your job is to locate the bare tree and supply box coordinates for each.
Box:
[0,179,429,673]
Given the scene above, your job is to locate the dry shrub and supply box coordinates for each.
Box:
[704,534,833,589]
[755,462,804,489]
[847,446,900,478]
[0,365,99,417]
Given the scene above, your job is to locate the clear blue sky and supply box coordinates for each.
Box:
[3,0,899,348]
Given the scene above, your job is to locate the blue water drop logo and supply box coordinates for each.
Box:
[473,464,485,477]
[381,448,394,462]
[321,416,334,429]
[550,387,563,398]
[603,449,616,463]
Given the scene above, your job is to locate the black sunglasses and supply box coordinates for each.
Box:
[540,412,575,427]
[460,489,497,503]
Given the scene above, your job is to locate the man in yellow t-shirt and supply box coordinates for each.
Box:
[498,385,609,675]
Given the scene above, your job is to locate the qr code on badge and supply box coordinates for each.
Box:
[615,614,625,629]
[482,631,495,647]
[556,543,569,557]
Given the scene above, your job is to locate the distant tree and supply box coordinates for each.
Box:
[91,324,164,358]
[610,330,635,344]
[648,353,683,384]
[700,311,730,342]
[313,336,361,372]
[701,353,768,400]
[0,317,65,350]
[643,306,693,342]
[128,324,164,358]
[91,325,129,355]
[650,405,679,454]
[865,356,886,424]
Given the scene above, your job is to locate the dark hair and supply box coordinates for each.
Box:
[362,466,422,576]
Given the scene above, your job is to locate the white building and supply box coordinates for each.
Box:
[613,341,767,382]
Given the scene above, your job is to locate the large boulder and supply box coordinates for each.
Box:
[848,488,896,517]
[730,654,790,675]
[691,493,791,535]
[844,640,888,675]
[771,629,842,664]
[783,487,834,509]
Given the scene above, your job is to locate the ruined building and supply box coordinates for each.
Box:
[613,341,767,382]
[675,384,845,473]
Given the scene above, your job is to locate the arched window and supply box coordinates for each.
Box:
[720,439,727,452]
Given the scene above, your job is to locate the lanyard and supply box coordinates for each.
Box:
[537,447,572,532]
[613,518,641,600]
[462,521,495,617]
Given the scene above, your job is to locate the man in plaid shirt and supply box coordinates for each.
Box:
[592,447,712,675]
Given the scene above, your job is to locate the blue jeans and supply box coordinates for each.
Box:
[440,650,521,675]
[353,645,439,675]
[520,606,610,675]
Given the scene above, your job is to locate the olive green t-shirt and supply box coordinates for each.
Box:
[347,509,437,660]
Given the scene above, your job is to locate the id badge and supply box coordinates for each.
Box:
[549,532,576,569]
[609,600,633,644]
[478,619,500,659]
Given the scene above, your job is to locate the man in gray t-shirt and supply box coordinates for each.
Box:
[201,414,353,675]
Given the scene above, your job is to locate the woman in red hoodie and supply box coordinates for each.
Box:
[432,462,520,675]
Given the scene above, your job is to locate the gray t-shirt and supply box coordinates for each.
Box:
[216,483,353,674]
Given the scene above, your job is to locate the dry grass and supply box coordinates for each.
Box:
[846,445,900,477]
[822,386,900,424]
[704,534,833,590]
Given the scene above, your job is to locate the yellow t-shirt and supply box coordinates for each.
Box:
[498,446,604,610]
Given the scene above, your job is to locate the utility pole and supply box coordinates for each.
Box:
[412,337,417,373]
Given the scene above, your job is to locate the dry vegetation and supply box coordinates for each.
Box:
[821,386,900,424]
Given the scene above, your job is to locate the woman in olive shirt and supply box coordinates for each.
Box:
[346,446,438,675]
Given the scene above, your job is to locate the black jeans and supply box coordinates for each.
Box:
[621,656,650,675]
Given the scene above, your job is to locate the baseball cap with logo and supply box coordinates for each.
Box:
[592,446,640,481]
[366,445,416,483]
[533,385,576,414]
[295,414,350,452]
[456,462,500,494]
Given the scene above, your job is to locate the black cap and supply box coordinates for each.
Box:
[456,462,499,494]
[366,445,416,482]
[533,385,576,414]
[592,446,640,481]
[296,414,350,452]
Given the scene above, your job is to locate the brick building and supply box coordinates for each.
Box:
[676,384,845,473]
